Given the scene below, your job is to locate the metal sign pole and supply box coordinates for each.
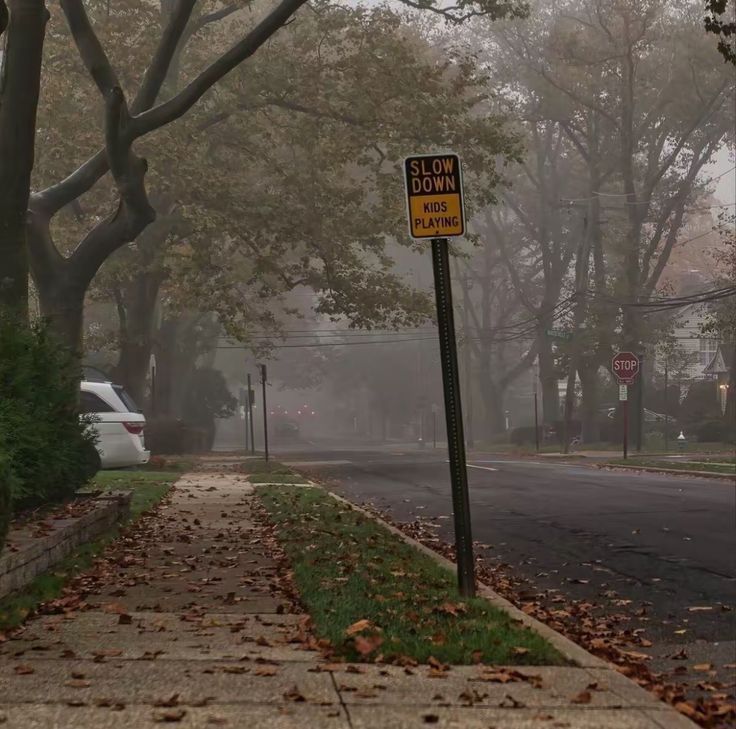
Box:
[431,237,476,598]
[664,362,669,453]
[247,373,255,455]
[149,354,157,418]
[623,398,629,460]
[636,352,644,453]
[244,393,250,453]
[260,364,269,462]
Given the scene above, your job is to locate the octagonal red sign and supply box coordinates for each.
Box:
[612,351,640,384]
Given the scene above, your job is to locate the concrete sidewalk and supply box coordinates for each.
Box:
[0,471,697,728]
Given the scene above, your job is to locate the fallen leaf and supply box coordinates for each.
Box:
[153,708,187,722]
[283,685,306,702]
[345,619,372,636]
[571,690,592,704]
[14,665,34,675]
[354,634,383,656]
[499,693,525,708]
[512,647,530,657]
[153,694,180,707]
[253,666,279,677]
[65,680,92,688]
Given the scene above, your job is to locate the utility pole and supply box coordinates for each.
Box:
[259,365,269,462]
[636,352,645,452]
[533,358,540,453]
[562,213,591,453]
[246,372,256,455]
[149,354,157,418]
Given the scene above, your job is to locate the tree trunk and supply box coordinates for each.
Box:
[537,334,559,423]
[477,343,506,438]
[579,362,600,443]
[0,0,48,318]
[37,277,86,355]
[112,271,163,405]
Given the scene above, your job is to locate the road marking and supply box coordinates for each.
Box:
[283,460,352,466]
[473,459,570,467]
[446,460,499,472]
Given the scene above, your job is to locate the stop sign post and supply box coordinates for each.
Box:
[612,352,640,459]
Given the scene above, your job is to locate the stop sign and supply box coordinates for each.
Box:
[612,351,640,384]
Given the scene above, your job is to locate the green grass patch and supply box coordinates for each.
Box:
[238,459,307,484]
[258,485,564,666]
[0,471,178,631]
[606,458,735,475]
[248,472,309,484]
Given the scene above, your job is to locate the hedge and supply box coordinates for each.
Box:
[0,319,98,518]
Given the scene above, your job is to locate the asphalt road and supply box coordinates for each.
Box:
[276,442,736,685]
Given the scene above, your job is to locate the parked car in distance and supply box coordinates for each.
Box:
[274,420,300,441]
[80,380,150,469]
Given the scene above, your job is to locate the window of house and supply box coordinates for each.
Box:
[699,339,719,368]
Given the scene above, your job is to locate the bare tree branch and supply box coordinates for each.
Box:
[131,0,309,137]
[60,0,120,95]
[134,0,197,113]
[34,0,198,215]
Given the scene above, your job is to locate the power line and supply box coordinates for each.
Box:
[216,336,437,349]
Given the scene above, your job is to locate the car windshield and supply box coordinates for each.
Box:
[113,385,142,413]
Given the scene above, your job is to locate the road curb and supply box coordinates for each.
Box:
[322,489,704,728]
[326,491,607,669]
[597,463,735,481]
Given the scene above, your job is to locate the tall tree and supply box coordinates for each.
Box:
[1,0,527,342]
[484,0,734,442]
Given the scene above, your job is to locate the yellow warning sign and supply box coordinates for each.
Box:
[404,153,465,239]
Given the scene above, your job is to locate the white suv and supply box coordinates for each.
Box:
[80,381,150,469]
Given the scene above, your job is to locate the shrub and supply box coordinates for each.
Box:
[680,381,721,424]
[145,418,209,455]
[181,367,237,450]
[694,419,735,443]
[0,318,98,513]
[510,426,542,446]
[0,451,18,553]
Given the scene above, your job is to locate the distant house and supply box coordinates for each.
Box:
[669,304,721,381]
[703,342,734,414]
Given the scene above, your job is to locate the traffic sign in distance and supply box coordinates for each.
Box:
[612,351,640,384]
[546,328,572,341]
[404,153,465,239]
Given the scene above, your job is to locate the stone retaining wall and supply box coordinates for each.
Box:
[0,491,131,600]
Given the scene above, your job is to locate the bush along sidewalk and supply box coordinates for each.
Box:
[258,484,564,666]
[0,471,179,632]
[0,318,98,545]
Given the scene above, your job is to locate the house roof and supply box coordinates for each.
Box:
[703,342,734,375]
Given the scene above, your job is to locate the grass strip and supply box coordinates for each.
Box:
[240,459,308,483]
[606,458,735,475]
[0,471,179,631]
[258,484,564,666]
